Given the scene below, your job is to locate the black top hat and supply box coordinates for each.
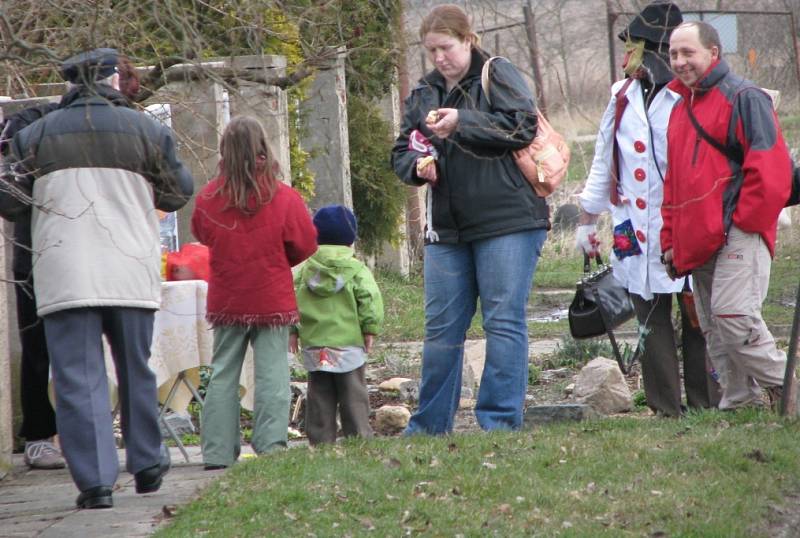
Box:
[618,2,683,51]
[61,48,119,85]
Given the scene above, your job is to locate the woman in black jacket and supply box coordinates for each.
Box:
[392,4,548,434]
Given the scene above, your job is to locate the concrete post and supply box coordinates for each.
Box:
[0,221,12,478]
[374,81,410,276]
[151,55,290,244]
[224,55,291,184]
[301,48,352,210]
[149,73,226,247]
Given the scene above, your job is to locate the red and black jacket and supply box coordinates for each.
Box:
[661,59,792,274]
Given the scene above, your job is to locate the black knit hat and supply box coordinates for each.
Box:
[618,2,682,51]
[61,48,119,85]
[313,205,358,246]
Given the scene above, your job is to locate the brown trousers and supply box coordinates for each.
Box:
[306,365,373,445]
[632,292,721,416]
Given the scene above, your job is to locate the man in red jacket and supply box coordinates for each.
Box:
[661,21,791,411]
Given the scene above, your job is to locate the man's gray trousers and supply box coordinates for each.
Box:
[43,307,161,492]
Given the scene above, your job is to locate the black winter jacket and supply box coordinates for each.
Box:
[0,102,59,275]
[392,49,549,244]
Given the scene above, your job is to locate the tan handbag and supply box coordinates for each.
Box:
[481,56,570,197]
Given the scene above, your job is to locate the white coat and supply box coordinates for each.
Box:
[578,78,684,300]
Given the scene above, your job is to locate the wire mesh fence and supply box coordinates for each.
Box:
[611,9,800,111]
[403,1,800,129]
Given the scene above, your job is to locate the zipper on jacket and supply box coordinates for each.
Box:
[688,93,700,166]
[692,135,700,165]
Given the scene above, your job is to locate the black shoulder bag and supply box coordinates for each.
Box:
[568,253,636,373]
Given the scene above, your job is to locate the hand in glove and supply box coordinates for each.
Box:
[575,224,600,257]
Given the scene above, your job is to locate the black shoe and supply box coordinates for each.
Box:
[134,444,171,494]
[76,486,113,509]
[203,464,228,471]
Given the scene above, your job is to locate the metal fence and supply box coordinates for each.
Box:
[407,5,548,112]
[403,2,800,119]
[610,9,800,111]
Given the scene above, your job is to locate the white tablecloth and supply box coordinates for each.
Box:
[50,280,256,412]
[152,280,255,412]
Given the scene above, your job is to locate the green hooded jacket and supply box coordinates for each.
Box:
[294,245,383,349]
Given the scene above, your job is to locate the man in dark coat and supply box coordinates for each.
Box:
[1,103,64,469]
[7,48,194,508]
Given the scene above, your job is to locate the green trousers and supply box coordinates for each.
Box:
[201,325,290,466]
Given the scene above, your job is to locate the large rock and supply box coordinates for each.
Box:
[290,381,308,398]
[462,340,485,392]
[573,357,632,414]
[374,405,411,434]
[159,412,195,438]
[552,203,580,233]
[398,379,419,402]
[378,377,413,393]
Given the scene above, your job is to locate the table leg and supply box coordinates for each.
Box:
[159,372,191,463]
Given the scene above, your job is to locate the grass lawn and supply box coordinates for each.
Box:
[156,410,800,537]
[157,122,800,537]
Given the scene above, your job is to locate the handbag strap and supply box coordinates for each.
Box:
[581,251,632,373]
[582,252,605,273]
[481,56,541,117]
[480,56,505,107]
[589,284,631,374]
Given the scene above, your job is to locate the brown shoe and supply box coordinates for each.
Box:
[766,386,783,412]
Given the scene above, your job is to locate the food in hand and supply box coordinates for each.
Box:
[416,155,435,173]
[426,110,439,124]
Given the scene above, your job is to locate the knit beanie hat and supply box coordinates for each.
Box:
[313,205,358,246]
[61,48,119,85]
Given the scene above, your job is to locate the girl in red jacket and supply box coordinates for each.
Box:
[192,116,317,469]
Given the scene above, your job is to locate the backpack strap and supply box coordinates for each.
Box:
[684,85,775,166]
[685,101,743,164]
[684,87,769,234]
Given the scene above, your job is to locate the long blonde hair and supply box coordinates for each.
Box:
[216,115,278,215]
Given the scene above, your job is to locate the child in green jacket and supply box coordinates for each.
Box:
[289,205,384,445]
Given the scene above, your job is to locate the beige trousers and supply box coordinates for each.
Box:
[691,226,786,410]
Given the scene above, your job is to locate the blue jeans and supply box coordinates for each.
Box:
[406,229,546,434]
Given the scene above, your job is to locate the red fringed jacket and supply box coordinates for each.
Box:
[192,178,317,327]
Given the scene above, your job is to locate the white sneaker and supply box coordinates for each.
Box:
[24,439,66,469]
